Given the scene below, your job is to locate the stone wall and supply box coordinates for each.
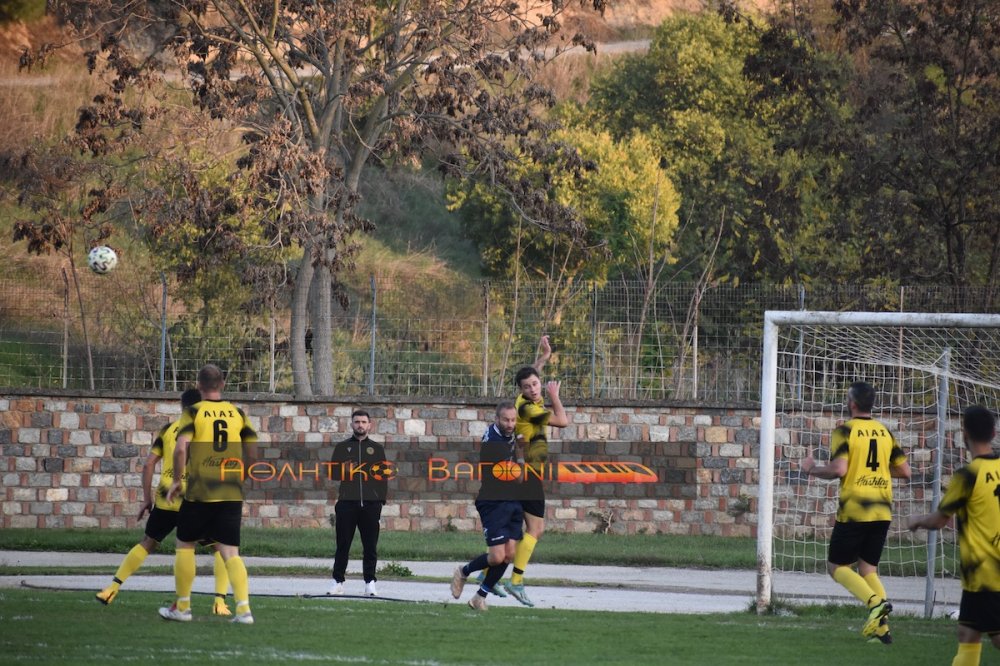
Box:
[0,391,762,537]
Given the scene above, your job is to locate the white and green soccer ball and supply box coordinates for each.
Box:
[87,246,118,275]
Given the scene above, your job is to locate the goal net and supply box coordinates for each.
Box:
[756,311,1000,615]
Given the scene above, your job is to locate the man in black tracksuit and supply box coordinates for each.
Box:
[329,409,388,597]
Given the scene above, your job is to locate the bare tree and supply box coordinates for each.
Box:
[44,0,610,396]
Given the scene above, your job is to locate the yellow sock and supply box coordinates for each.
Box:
[863,572,887,602]
[174,549,196,612]
[511,534,538,585]
[112,544,149,586]
[225,555,251,614]
[213,551,230,597]
[952,642,981,666]
[832,566,877,606]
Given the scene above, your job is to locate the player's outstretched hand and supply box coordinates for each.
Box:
[137,500,152,521]
[538,335,552,359]
[166,481,182,503]
[800,456,815,475]
[545,380,561,399]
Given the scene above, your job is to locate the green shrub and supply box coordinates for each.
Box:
[0,0,46,23]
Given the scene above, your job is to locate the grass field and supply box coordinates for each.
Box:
[0,588,962,665]
[0,528,957,577]
[0,528,759,569]
[0,528,979,664]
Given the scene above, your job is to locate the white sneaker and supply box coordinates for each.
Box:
[158,604,192,622]
[468,594,488,611]
[329,582,344,596]
[231,612,254,625]
[364,581,378,597]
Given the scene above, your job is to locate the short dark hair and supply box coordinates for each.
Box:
[352,409,370,420]
[514,366,539,388]
[180,388,202,408]
[847,381,876,412]
[963,405,996,444]
[495,400,516,418]
[197,364,224,391]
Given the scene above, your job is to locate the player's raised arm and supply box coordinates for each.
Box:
[532,335,552,373]
[545,380,569,428]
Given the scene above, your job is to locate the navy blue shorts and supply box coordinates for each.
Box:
[476,500,523,546]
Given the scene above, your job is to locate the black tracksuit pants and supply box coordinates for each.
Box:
[332,500,383,583]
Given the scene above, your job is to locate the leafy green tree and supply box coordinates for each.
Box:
[41,0,613,396]
[452,120,679,393]
[0,0,45,23]
[586,11,857,285]
[453,122,678,308]
[833,0,1000,294]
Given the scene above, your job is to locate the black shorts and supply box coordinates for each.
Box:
[176,500,243,547]
[828,520,890,566]
[476,500,524,546]
[519,474,545,518]
[144,506,179,542]
[959,590,1000,635]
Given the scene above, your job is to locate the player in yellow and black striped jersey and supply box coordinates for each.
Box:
[831,411,908,524]
[95,389,232,615]
[910,405,1000,666]
[801,381,911,643]
[503,335,568,606]
[160,364,259,625]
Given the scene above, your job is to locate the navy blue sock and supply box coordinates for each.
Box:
[462,553,490,576]
[480,561,508,595]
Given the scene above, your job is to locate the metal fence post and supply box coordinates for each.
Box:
[482,282,489,397]
[590,281,597,398]
[796,284,805,402]
[61,268,69,389]
[368,274,377,396]
[159,272,167,392]
[269,313,276,393]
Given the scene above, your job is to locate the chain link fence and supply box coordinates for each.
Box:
[0,259,995,401]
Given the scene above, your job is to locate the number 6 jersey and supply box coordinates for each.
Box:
[176,399,258,502]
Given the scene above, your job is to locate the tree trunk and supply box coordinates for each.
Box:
[290,256,314,397]
[311,260,334,395]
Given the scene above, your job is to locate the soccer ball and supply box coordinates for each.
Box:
[87,246,118,275]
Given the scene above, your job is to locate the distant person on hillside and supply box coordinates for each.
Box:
[96,388,232,616]
[160,364,258,625]
[799,381,911,643]
[909,405,1000,666]
[451,401,523,610]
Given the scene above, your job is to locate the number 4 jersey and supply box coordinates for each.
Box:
[177,399,258,502]
[831,416,907,523]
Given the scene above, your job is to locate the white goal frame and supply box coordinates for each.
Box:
[756,310,1000,615]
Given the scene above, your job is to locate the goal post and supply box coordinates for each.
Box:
[756,310,1000,615]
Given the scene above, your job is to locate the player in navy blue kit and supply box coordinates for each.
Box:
[450,401,523,610]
